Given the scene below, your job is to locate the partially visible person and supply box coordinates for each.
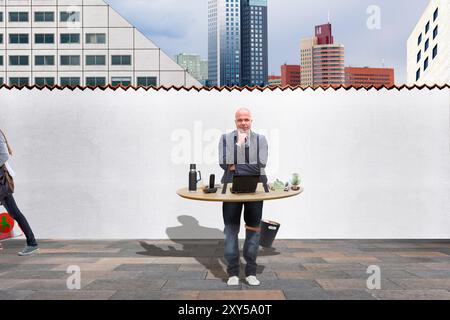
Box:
[0,129,39,256]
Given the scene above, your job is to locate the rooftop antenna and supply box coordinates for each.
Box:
[327,11,330,23]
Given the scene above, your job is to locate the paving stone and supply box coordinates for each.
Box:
[137,271,207,280]
[0,290,35,300]
[244,279,320,291]
[8,279,70,291]
[110,289,200,300]
[284,288,376,300]
[163,279,242,290]
[389,279,450,290]
[396,252,449,258]
[84,279,166,291]
[25,290,116,300]
[316,279,403,290]
[369,289,450,300]
[343,269,418,279]
[276,270,350,280]
[407,270,450,279]
[421,262,450,270]
[198,290,285,300]
[114,264,181,272]
[0,270,69,280]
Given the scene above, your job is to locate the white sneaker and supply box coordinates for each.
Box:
[246,275,260,286]
[227,276,240,286]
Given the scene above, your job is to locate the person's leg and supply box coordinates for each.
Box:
[243,201,263,277]
[2,195,38,247]
[222,202,243,277]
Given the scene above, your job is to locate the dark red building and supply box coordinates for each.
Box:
[345,67,395,87]
[281,64,301,86]
[315,23,334,45]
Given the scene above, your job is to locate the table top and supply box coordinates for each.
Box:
[176,183,303,203]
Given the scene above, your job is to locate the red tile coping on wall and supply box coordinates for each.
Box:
[0,84,448,91]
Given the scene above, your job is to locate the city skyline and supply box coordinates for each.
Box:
[106,0,429,85]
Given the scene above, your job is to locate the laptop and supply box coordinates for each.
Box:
[231,175,260,194]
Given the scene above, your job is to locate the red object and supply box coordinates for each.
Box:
[281,64,301,86]
[0,212,15,240]
[315,23,334,45]
[345,67,395,87]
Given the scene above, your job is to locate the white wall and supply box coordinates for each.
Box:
[0,88,449,239]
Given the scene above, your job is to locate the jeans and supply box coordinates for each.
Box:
[1,194,37,246]
[222,201,263,277]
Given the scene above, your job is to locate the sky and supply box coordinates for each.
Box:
[105,0,430,84]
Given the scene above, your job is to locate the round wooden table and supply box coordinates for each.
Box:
[177,183,303,203]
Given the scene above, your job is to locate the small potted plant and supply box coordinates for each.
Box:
[290,173,301,191]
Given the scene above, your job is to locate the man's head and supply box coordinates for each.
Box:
[235,108,253,133]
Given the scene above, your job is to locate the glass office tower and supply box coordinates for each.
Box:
[240,0,268,86]
[208,0,241,87]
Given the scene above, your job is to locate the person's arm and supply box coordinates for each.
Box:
[0,135,10,167]
[259,135,268,168]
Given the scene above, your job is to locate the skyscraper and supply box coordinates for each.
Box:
[300,23,345,87]
[0,0,200,87]
[407,0,449,85]
[240,0,268,86]
[208,0,241,87]
[208,0,268,87]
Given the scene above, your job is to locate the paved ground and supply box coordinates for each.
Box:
[0,239,449,300]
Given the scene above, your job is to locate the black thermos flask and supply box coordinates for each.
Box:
[189,164,202,192]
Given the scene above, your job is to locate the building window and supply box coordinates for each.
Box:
[10,78,29,86]
[0,12,3,22]
[9,12,29,22]
[61,77,80,86]
[0,78,3,85]
[35,34,54,44]
[111,55,131,65]
[9,34,29,44]
[86,33,106,44]
[60,11,80,22]
[137,77,157,86]
[417,33,422,45]
[35,55,55,66]
[433,26,438,39]
[425,21,430,33]
[86,77,106,86]
[60,33,80,44]
[433,8,438,21]
[424,57,429,71]
[60,55,80,66]
[416,69,420,81]
[0,56,3,66]
[35,12,54,22]
[35,77,55,86]
[432,45,438,59]
[86,55,106,66]
[9,55,29,66]
[424,39,429,51]
[111,77,131,86]
[0,34,3,44]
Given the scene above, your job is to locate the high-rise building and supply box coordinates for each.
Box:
[267,74,281,85]
[174,53,208,83]
[407,0,449,85]
[208,0,241,87]
[281,64,300,86]
[240,0,268,86]
[0,0,200,87]
[300,23,345,87]
[345,67,395,87]
[208,0,268,87]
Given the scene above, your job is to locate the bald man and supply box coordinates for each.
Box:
[218,108,268,286]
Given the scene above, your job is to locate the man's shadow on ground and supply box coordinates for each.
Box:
[136,215,280,282]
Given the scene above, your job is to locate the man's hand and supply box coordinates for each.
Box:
[229,165,236,171]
